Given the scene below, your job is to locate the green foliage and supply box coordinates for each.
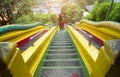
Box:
[17,12,58,26]
[84,2,110,21]
[90,2,110,21]
[83,14,93,20]
[108,2,120,22]
[61,4,84,24]
[0,0,31,26]
[86,0,94,5]
[17,13,35,24]
[84,2,120,22]
[74,0,88,9]
[97,0,111,3]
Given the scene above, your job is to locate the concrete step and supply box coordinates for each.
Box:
[49,46,74,49]
[41,66,82,69]
[44,59,80,61]
[40,68,84,77]
[53,39,70,41]
[48,51,75,53]
[50,43,73,46]
[46,53,78,56]
[46,54,78,59]
[47,51,77,54]
[48,49,76,52]
[54,36,69,38]
[52,41,72,43]
[43,61,80,67]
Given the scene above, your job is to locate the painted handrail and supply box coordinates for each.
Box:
[0,22,42,34]
[22,26,57,76]
[76,29,93,46]
[66,25,114,77]
[29,26,52,46]
[0,42,32,77]
[0,26,45,42]
[80,19,120,31]
[76,19,120,45]
[0,26,58,77]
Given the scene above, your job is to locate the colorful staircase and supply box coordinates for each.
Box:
[35,30,85,77]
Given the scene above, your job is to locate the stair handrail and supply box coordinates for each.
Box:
[30,26,52,46]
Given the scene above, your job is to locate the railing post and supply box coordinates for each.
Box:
[88,35,93,46]
[104,40,120,77]
[0,42,32,77]
[29,26,52,46]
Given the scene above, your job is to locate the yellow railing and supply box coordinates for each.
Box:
[0,25,45,42]
[66,25,113,77]
[22,26,57,76]
[76,20,120,42]
[1,19,120,77]
[0,26,58,77]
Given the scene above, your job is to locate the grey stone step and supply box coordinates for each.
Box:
[48,50,75,53]
[46,53,78,56]
[52,41,72,43]
[55,34,68,36]
[47,51,76,54]
[54,38,69,39]
[41,66,82,69]
[55,35,68,36]
[54,37,69,38]
[43,61,80,67]
[48,49,76,52]
[46,55,78,59]
[40,68,84,77]
[54,36,69,38]
[49,46,74,49]
[53,39,71,41]
[50,43,73,46]
[44,59,80,61]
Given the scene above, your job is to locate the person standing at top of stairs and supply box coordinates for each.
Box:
[58,14,63,30]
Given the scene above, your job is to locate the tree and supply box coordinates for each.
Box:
[108,2,120,22]
[0,0,31,26]
[84,2,110,21]
[74,0,88,9]
[61,4,84,24]
[86,0,94,5]
[84,1,120,22]
[48,12,58,25]
[17,12,58,26]
[105,0,114,20]
[98,0,111,3]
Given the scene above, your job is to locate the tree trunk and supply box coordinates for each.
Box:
[105,0,114,21]
[8,2,17,24]
[98,0,103,3]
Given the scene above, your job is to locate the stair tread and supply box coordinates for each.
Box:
[52,41,72,42]
[51,42,72,44]
[44,59,80,61]
[46,54,78,59]
[48,49,76,52]
[48,52,76,54]
[43,61,80,67]
[41,66,82,69]
[46,53,78,55]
